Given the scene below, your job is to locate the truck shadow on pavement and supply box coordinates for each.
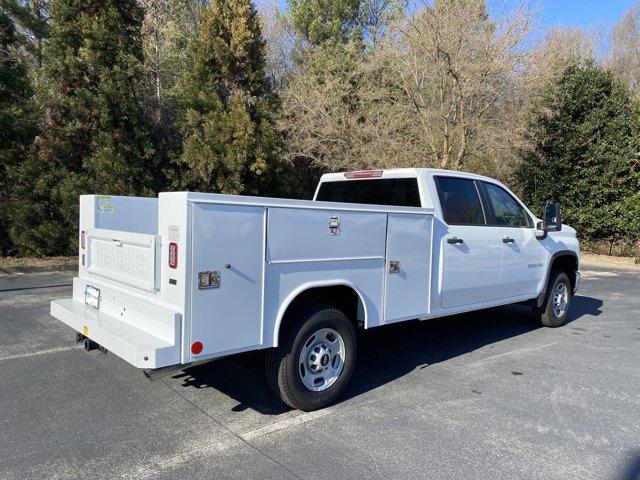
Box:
[176,295,603,415]
[617,451,640,480]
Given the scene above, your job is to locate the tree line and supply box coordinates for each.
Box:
[1,0,639,257]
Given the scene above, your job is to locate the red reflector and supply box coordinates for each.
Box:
[344,170,383,179]
[169,242,178,269]
[80,230,85,250]
[191,341,203,355]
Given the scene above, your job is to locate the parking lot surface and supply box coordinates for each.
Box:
[0,265,638,480]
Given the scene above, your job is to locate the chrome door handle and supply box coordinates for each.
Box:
[447,237,464,245]
[502,237,515,244]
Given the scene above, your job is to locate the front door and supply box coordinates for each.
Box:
[482,181,546,298]
[435,176,502,308]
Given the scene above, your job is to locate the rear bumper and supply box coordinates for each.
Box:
[50,278,182,369]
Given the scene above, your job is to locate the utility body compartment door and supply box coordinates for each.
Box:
[384,213,431,322]
[189,203,265,359]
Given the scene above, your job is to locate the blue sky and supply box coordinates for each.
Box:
[490,0,636,29]
[258,0,637,34]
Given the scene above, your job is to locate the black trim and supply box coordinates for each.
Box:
[536,250,579,308]
[475,180,496,226]
[434,176,487,226]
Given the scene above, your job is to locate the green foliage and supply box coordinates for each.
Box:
[519,62,640,244]
[9,0,155,256]
[288,0,361,46]
[0,11,36,255]
[3,0,639,257]
[176,0,289,196]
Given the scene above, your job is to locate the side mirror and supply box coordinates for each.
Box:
[543,203,562,232]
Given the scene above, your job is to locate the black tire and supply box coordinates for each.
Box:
[265,304,357,411]
[535,270,572,328]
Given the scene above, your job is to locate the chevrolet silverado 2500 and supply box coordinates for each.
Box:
[51,168,580,411]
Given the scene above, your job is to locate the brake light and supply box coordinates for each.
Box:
[344,170,383,179]
[169,242,178,269]
[80,230,85,249]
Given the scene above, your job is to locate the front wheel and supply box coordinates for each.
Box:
[265,305,357,411]
[535,270,572,327]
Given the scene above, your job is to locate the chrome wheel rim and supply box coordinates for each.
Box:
[298,328,345,392]
[552,282,569,318]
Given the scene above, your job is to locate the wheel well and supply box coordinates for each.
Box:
[551,254,579,292]
[277,285,364,344]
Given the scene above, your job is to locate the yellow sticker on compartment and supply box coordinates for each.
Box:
[82,325,89,336]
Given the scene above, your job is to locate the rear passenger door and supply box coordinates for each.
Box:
[435,177,502,309]
[481,182,545,298]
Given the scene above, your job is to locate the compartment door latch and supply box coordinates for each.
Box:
[198,270,220,289]
[388,260,401,274]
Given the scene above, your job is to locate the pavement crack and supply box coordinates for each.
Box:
[0,344,82,362]
[0,283,73,293]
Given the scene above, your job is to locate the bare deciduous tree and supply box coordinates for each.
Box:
[141,0,208,102]
[280,0,533,179]
[377,0,533,171]
[528,25,596,87]
[607,1,640,92]
[259,2,301,87]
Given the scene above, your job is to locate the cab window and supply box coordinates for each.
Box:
[434,177,485,225]
[483,182,530,227]
[315,178,421,207]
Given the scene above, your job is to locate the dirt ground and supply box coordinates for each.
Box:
[0,256,77,267]
[581,253,639,270]
[1,253,637,270]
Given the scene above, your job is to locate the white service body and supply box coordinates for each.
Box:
[51,169,580,371]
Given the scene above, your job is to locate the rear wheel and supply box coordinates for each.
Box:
[265,305,357,411]
[535,270,572,327]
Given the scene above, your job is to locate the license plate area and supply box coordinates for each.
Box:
[84,285,101,309]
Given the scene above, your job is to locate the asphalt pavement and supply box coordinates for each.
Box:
[0,266,639,480]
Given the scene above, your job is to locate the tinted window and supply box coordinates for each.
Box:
[316,178,421,207]
[435,177,485,225]
[484,183,529,227]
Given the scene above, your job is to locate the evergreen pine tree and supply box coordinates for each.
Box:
[0,10,36,255]
[519,62,640,246]
[177,0,286,195]
[9,0,155,255]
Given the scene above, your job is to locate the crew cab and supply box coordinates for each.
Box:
[51,168,580,410]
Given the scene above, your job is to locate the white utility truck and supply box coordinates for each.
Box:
[51,168,580,410]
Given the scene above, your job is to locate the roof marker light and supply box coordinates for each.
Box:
[344,170,383,179]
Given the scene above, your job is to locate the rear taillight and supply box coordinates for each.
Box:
[80,230,85,249]
[169,242,178,269]
[344,170,383,179]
